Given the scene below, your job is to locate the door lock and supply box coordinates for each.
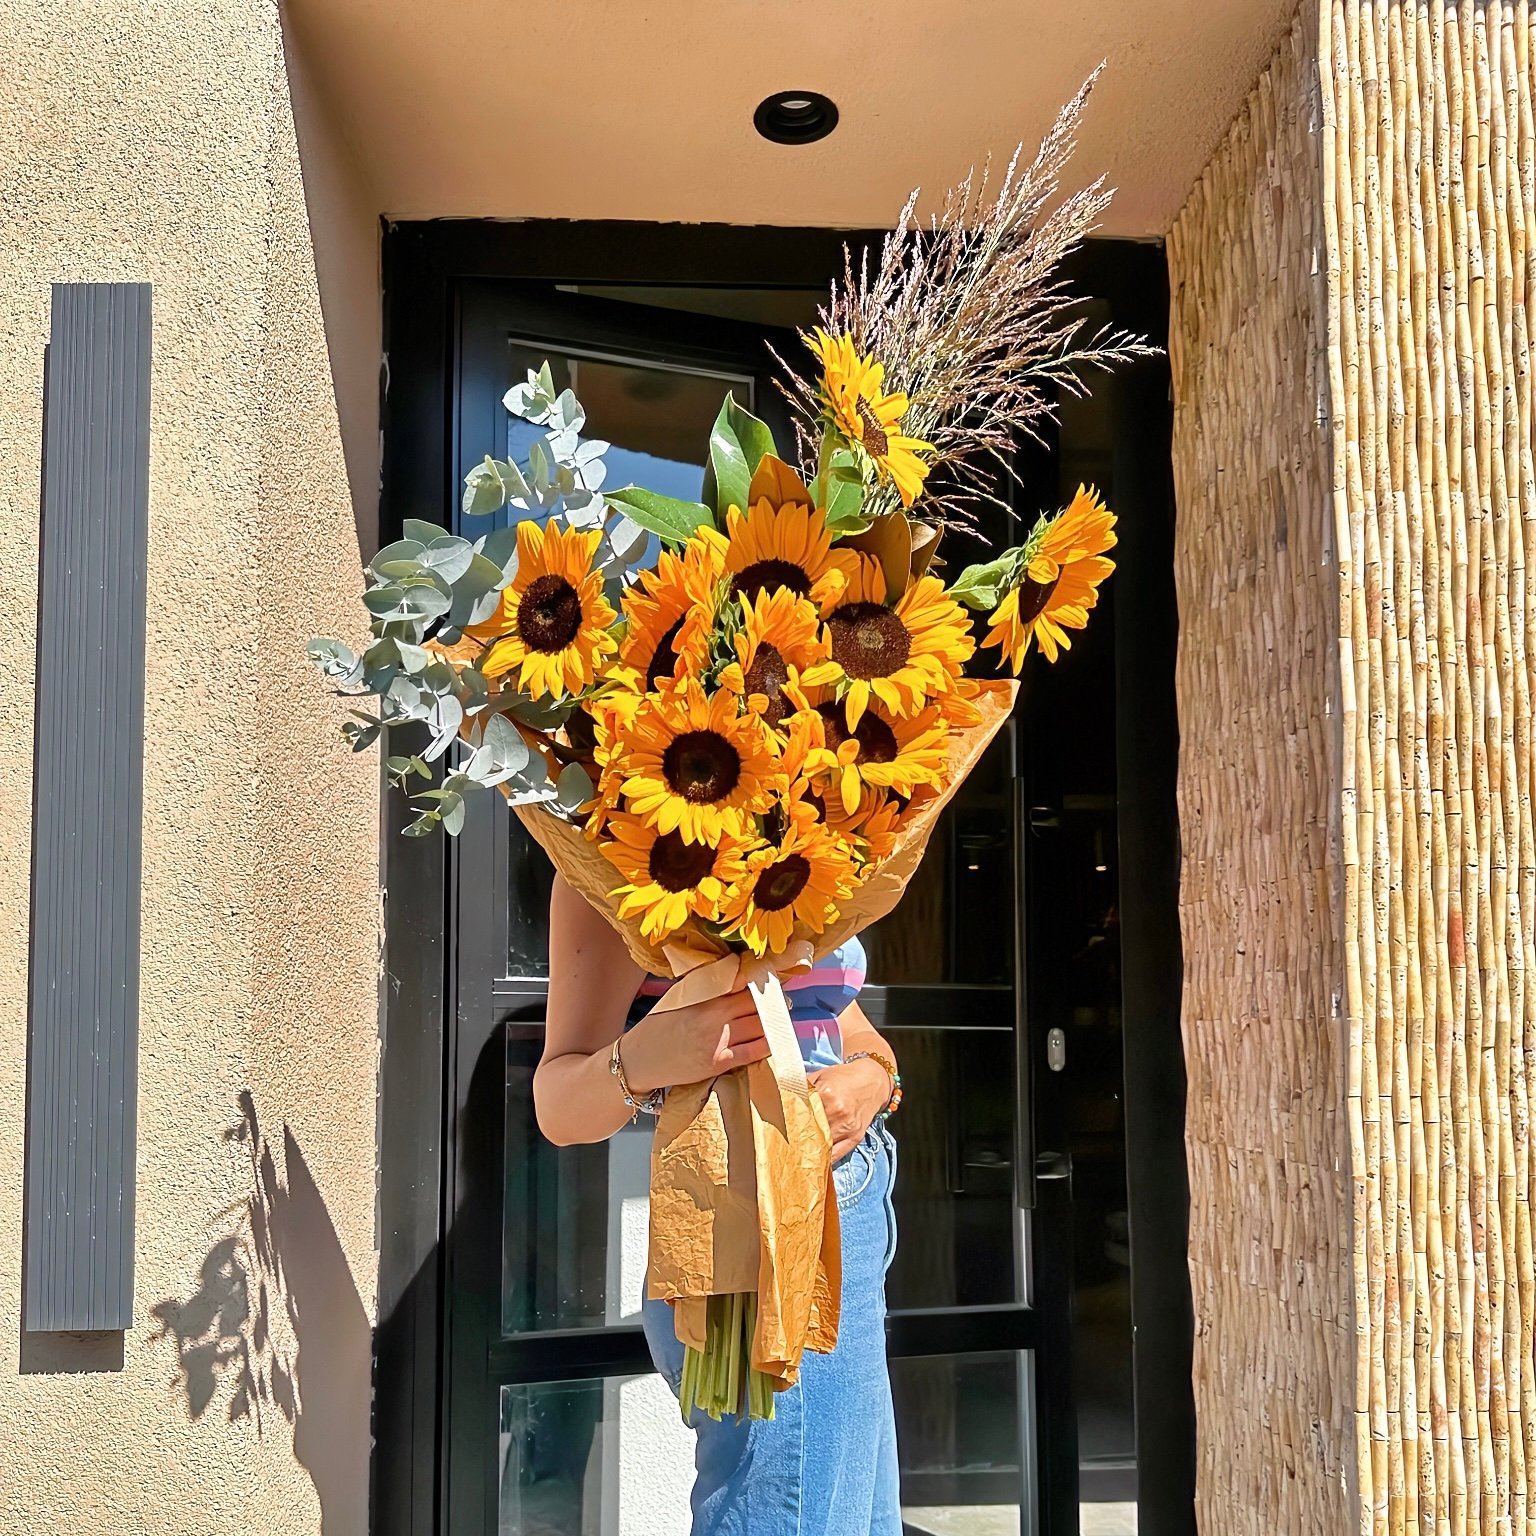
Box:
[1046,1027,1067,1072]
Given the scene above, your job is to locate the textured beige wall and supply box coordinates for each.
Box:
[1168,11,1356,1532]
[0,2,381,1533]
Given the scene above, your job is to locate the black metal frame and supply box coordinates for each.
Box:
[373,219,1192,1536]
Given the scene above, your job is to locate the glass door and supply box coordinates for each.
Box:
[440,278,1068,1536]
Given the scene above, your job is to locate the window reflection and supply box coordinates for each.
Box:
[884,1029,1016,1311]
[497,1357,1024,1536]
[503,1021,655,1336]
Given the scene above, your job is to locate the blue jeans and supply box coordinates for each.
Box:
[642,1123,901,1536]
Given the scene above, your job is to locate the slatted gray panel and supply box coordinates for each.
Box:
[25,283,150,1332]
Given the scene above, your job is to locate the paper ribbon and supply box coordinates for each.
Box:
[645,941,839,1386]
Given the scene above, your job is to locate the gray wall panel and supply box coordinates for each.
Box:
[24,282,150,1332]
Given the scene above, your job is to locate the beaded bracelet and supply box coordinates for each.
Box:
[609,1036,663,1120]
[845,1049,903,1120]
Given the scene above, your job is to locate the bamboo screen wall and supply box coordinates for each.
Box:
[1170,4,1536,1533]
[1169,11,1355,1531]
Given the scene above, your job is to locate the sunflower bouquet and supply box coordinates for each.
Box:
[310,75,1144,1420]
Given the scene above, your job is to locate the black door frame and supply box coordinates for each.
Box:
[371,218,1191,1536]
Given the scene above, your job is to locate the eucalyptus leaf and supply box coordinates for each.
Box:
[403,518,450,545]
[402,811,440,837]
[441,797,466,836]
[396,642,431,673]
[477,524,521,577]
[483,713,530,772]
[306,638,358,681]
[556,760,594,813]
[605,485,713,545]
[420,537,475,585]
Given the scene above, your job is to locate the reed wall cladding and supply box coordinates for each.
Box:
[1169,10,1354,1531]
[1172,3,1536,1532]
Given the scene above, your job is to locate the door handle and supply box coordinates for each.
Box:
[1035,1149,1072,1182]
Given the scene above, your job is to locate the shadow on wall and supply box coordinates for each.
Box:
[152,1091,370,1534]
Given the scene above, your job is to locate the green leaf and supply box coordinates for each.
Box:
[700,393,775,520]
[948,550,1025,611]
[402,811,440,838]
[419,536,475,585]
[556,761,593,813]
[403,518,450,544]
[823,457,870,535]
[605,486,713,545]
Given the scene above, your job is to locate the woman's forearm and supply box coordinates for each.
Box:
[534,1044,636,1146]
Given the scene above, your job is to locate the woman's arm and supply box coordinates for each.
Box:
[534,874,774,1146]
[808,1001,899,1161]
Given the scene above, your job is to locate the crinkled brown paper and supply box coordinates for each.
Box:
[515,678,1017,1387]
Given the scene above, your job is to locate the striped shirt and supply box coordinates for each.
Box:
[633,937,867,1070]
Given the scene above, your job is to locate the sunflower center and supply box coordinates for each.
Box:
[827,602,911,680]
[662,729,742,804]
[755,853,812,912]
[743,643,791,725]
[856,398,890,458]
[732,560,813,604]
[816,702,898,764]
[1016,572,1062,626]
[647,830,717,893]
[644,616,686,690]
[517,574,583,653]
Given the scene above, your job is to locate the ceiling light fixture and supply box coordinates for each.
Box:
[754,91,839,146]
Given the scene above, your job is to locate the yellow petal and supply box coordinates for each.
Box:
[840,766,862,816]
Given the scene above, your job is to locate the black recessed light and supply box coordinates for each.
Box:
[754,90,839,146]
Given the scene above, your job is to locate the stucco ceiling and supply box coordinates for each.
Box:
[288,0,1299,238]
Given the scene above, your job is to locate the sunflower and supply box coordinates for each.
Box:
[600,810,748,941]
[806,328,932,508]
[985,486,1117,669]
[846,788,905,864]
[718,587,830,728]
[720,822,858,957]
[471,520,616,697]
[612,535,723,693]
[813,555,974,728]
[721,495,858,615]
[761,708,840,838]
[815,696,949,814]
[583,688,641,838]
[619,681,778,844]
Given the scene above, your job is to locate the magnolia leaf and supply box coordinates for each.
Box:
[823,458,870,536]
[605,486,713,545]
[702,393,776,519]
[844,510,913,601]
[748,453,812,509]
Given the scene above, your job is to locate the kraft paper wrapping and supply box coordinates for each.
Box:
[513,677,1017,1384]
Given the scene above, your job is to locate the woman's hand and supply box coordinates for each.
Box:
[621,989,772,1094]
[808,1056,893,1162]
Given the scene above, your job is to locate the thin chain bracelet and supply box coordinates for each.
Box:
[845,1049,903,1120]
[609,1035,663,1120]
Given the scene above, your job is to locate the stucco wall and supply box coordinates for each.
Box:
[0,2,382,1533]
[1168,10,1356,1533]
